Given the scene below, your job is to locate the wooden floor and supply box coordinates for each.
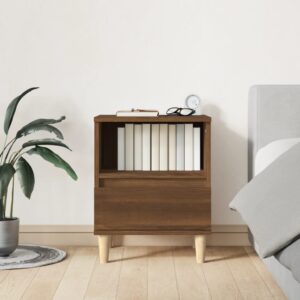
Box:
[0,246,286,300]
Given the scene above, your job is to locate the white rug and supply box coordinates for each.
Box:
[0,245,66,270]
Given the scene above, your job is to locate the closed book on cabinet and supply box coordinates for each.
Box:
[184,124,193,170]
[134,124,142,170]
[125,124,134,170]
[117,127,125,170]
[151,124,160,170]
[159,124,168,170]
[193,127,201,170]
[168,125,176,170]
[142,124,151,171]
[176,124,185,170]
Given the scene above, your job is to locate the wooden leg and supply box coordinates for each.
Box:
[195,235,206,264]
[98,235,110,264]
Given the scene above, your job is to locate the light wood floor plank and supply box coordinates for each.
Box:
[84,246,124,300]
[173,247,210,300]
[0,246,284,300]
[21,247,76,300]
[223,247,274,300]
[116,246,148,300]
[53,247,97,300]
[0,270,10,284]
[148,247,179,300]
[245,246,287,300]
[0,268,39,300]
[202,247,242,300]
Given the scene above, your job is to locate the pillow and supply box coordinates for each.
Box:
[230,142,300,257]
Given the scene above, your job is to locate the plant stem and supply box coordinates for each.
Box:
[10,148,25,165]
[0,137,15,159]
[0,135,8,164]
[10,176,15,218]
[3,138,17,163]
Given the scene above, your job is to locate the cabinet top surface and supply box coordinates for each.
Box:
[94,114,211,123]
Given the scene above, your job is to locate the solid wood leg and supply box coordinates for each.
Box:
[98,235,110,264]
[195,235,206,264]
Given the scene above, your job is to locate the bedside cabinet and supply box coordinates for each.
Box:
[94,115,211,263]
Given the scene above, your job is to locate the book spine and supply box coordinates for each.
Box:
[142,124,151,171]
[125,123,134,171]
[168,125,176,171]
[151,124,160,171]
[184,124,194,170]
[176,124,185,171]
[193,127,201,171]
[159,124,168,170]
[134,124,142,170]
[117,127,125,171]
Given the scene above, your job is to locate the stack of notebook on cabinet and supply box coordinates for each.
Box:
[117,124,201,171]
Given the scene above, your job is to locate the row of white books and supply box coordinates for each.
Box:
[117,124,202,171]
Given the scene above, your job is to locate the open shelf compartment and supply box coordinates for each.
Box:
[98,121,207,173]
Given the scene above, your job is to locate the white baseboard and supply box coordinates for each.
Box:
[19,225,250,246]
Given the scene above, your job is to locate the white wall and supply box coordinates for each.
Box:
[1,0,300,225]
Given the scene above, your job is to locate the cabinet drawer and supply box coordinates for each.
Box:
[94,179,211,234]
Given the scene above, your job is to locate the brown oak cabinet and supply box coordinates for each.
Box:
[94,115,211,263]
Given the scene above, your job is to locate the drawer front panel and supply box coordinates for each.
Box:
[95,179,211,233]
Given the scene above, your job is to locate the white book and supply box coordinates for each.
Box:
[184,124,194,170]
[176,124,185,170]
[117,127,125,170]
[193,127,201,170]
[134,124,142,170]
[168,125,176,171]
[151,124,160,170]
[159,124,168,170]
[125,124,134,170]
[142,124,151,171]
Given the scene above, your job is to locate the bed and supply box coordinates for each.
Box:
[240,85,300,299]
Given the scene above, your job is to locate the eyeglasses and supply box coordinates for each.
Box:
[166,107,195,116]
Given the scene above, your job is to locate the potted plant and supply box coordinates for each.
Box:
[0,87,77,256]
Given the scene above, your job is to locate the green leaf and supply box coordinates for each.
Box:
[16,157,35,199]
[16,116,65,139]
[27,146,78,180]
[16,124,64,139]
[4,87,39,134]
[22,138,71,150]
[0,164,15,198]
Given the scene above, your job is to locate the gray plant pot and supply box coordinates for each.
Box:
[0,218,19,257]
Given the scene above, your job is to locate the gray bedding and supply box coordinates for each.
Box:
[276,239,300,283]
[246,85,300,296]
[230,142,300,258]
